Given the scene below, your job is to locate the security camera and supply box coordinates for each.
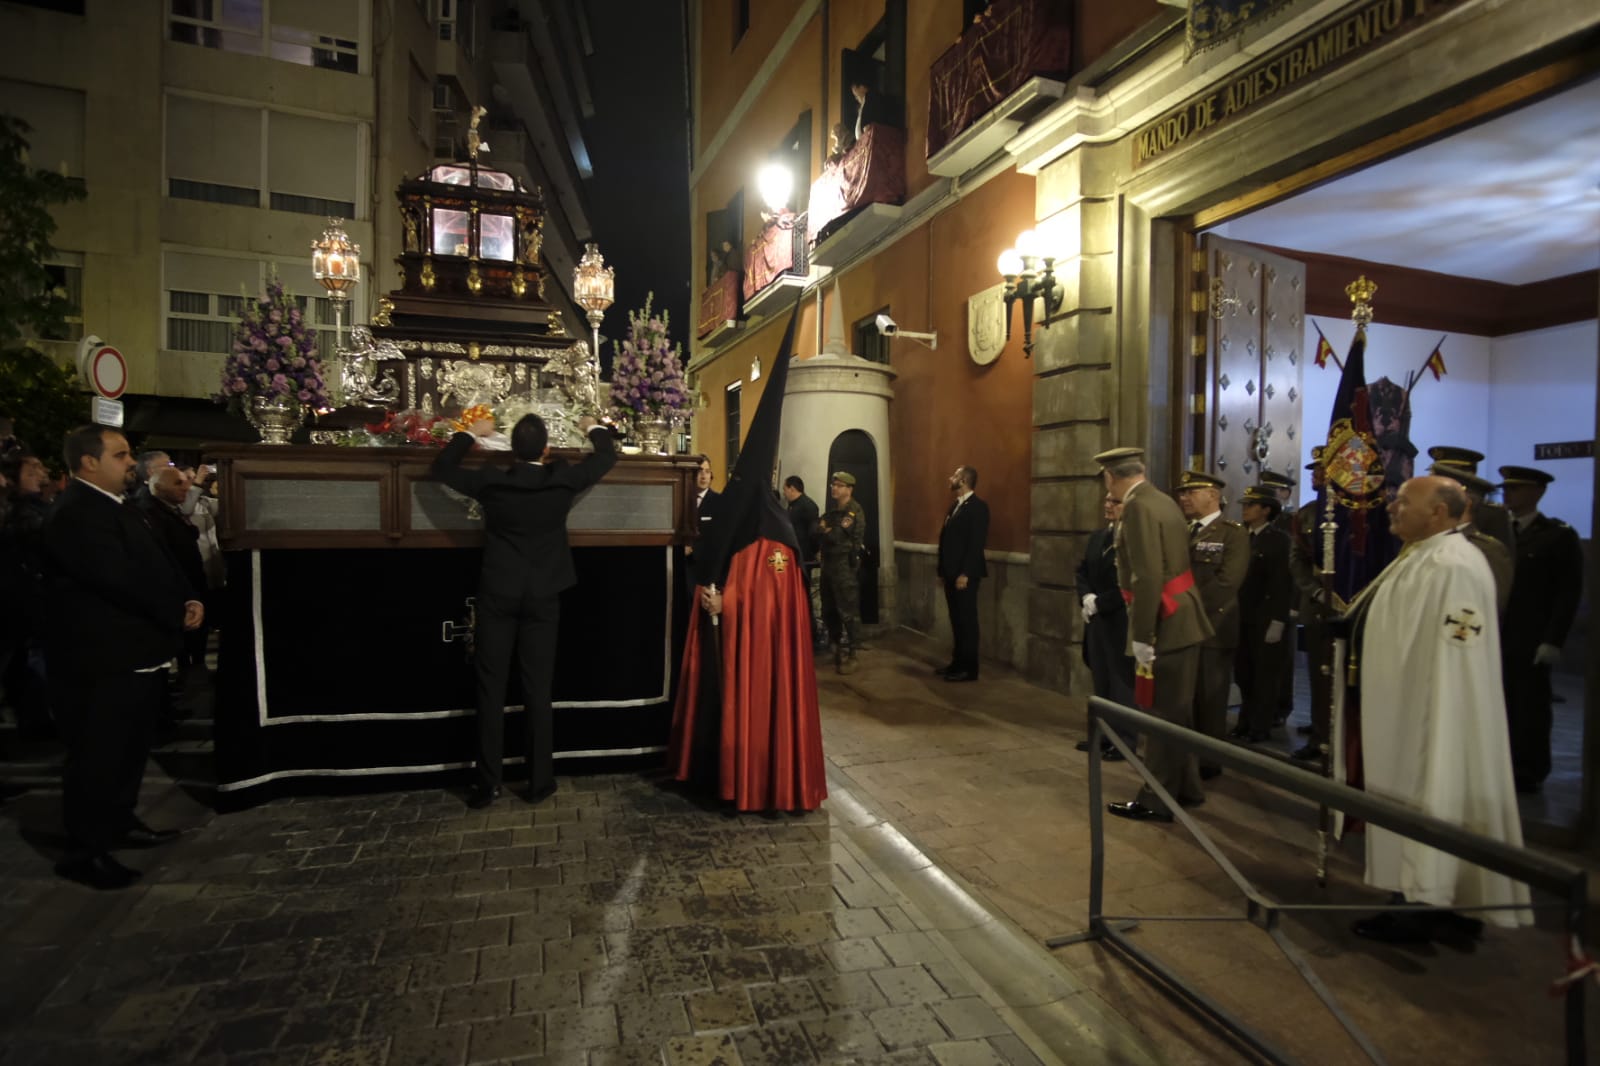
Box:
[874,313,937,350]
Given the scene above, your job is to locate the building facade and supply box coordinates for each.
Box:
[2,0,594,437]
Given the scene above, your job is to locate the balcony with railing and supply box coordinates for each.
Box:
[741,210,810,319]
[806,123,907,267]
[925,0,1073,176]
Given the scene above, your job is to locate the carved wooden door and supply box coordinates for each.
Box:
[1203,237,1306,511]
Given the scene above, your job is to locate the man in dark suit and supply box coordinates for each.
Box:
[782,475,824,646]
[136,466,209,671]
[42,425,203,889]
[1288,456,1336,762]
[1257,469,1299,719]
[1075,491,1133,760]
[432,413,617,808]
[1175,470,1248,778]
[1095,448,1213,822]
[1498,465,1583,793]
[1232,487,1293,741]
[936,465,989,683]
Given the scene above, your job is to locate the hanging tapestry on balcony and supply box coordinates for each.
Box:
[926,0,1073,160]
[1187,0,1296,56]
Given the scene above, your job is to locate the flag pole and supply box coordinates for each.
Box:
[1402,334,1449,405]
[1312,320,1345,372]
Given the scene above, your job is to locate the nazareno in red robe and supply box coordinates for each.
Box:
[668,535,827,812]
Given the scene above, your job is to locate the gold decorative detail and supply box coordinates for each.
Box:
[373,296,394,327]
[420,258,437,290]
[468,341,481,362]
[547,311,567,336]
[1346,275,1378,327]
[511,266,527,298]
[437,360,514,408]
[537,273,546,299]
[467,105,488,161]
[466,262,483,295]
[766,550,789,574]
[1210,277,1240,320]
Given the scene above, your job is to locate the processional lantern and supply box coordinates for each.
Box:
[311,217,362,350]
[573,242,615,361]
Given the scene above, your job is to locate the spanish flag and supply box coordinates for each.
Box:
[1314,327,1337,369]
[1424,345,1447,381]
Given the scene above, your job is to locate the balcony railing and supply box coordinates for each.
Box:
[926,0,1072,160]
[807,124,906,248]
[742,211,810,303]
[697,271,742,341]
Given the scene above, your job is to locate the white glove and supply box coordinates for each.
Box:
[1534,643,1562,666]
[1264,620,1285,645]
[1081,593,1098,621]
[1132,641,1156,667]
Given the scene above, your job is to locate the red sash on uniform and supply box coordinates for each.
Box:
[1120,570,1195,709]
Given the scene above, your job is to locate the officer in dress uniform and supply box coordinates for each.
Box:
[1429,446,1514,551]
[818,470,866,675]
[1257,469,1299,721]
[1233,486,1294,741]
[1498,465,1583,793]
[1428,464,1512,614]
[1288,455,1336,762]
[1174,470,1249,779]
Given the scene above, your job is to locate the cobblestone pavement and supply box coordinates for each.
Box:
[0,762,1075,1066]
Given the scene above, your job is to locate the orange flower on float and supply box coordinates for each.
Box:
[452,403,495,432]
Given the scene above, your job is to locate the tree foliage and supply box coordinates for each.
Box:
[0,113,89,468]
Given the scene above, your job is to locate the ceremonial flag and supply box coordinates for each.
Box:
[1424,344,1447,381]
[1313,324,1337,369]
[1319,327,1400,604]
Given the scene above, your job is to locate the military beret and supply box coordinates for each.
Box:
[1256,470,1296,490]
[1499,465,1553,486]
[1430,464,1495,495]
[1092,446,1144,467]
[830,470,856,486]
[1427,445,1485,473]
[1241,486,1280,506]
[1175,469,1226,491]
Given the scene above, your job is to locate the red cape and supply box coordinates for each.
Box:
[668,536,827,811]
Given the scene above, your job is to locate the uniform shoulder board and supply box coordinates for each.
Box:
[1218,518,1244,529]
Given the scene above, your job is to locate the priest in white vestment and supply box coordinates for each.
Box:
[1355,476,1532,940]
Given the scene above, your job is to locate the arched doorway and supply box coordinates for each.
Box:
[827,429,879,624]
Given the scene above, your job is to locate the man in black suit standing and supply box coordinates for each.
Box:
[1075,492,1134,759]
[433,413,616,808]
[136,466,209,672]
[782,475,824,645]
[1232,487,1293,742]
[937,466,989,683]
[42,425,203,889]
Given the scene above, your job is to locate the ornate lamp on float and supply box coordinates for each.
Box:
[311,217,361,411]
[572,242,615,363]
[997,228,1063,357]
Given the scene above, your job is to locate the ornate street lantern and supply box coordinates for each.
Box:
[573,242,615,361]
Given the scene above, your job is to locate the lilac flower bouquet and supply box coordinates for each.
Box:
[608,293,689,432]
[216,275,330,412]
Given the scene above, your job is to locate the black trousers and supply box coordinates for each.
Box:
[1235,624,1287,736]
[1084,616,1136,745]
[55,670,164,852]
[1503,656,1553,786]
[942,577,981,676]
[473,587,560,792]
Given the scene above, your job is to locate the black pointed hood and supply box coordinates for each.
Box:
[691,299,802,588]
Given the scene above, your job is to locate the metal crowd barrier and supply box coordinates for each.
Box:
[1045,695,1590,1066]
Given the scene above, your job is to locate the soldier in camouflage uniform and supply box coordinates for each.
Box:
[818,470,866,675]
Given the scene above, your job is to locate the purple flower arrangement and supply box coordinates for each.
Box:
[216,275,330,411]
[608,293,689,428]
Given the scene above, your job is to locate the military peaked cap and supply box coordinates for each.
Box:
[1499,465,1553,486]
[1241,486,1280,506]
[1092,446,1144,467]
[1430,464,1495,495]
[1176,470,1226,490]
[830,470,857,486]
[1427,445,1485,473]
[1257,470,1296,490]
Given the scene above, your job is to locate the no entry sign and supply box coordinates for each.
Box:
[88,345,127,399]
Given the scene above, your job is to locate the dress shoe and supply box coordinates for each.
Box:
[1351,911,1432,944]
[1199,766,1222,781]
[1074,739,1126,762]
[1291,743,1323,762]
[56,851,142,890]
[524,782,557,805]
[466,785,502,809]
[1428,910,1485,943]
[119,819,183,848]
[1106,801,1172,823]
[943,671,977,683]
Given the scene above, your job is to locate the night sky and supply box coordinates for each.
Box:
[578,0,692,373]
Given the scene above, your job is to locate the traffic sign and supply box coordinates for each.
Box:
[88,345,127,399]
[91,396,124,427]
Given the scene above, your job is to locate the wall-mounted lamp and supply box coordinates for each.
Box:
[997,229,1063,357]
[757,162,795,226]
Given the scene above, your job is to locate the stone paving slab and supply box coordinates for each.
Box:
[0,755,1085,1065]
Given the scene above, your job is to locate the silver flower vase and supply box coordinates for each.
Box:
[635,417,670,455]
[248,393,305,445]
